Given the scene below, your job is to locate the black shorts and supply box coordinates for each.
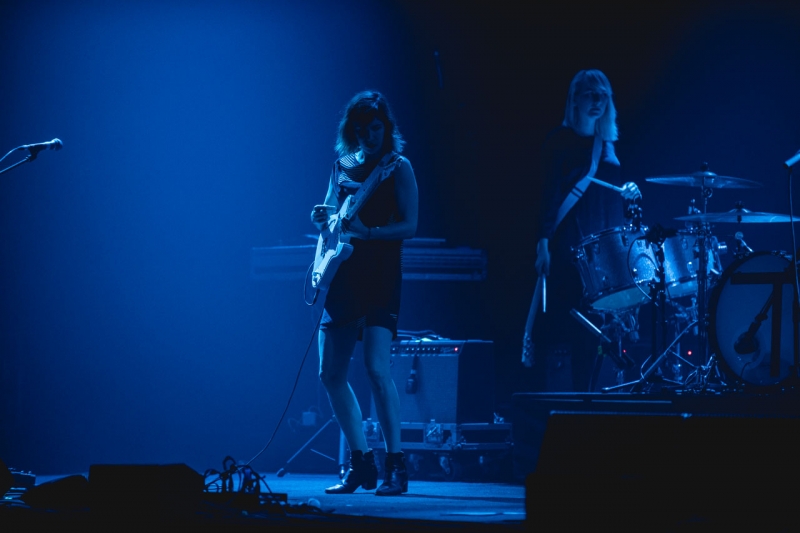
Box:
[320,240,403,341]
[320,307,399,340]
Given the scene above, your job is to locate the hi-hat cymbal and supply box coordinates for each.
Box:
[676,207,798,223]
[646,171,762,189]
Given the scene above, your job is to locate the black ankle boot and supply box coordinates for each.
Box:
[325,450,378,494]
[375,451,408,496]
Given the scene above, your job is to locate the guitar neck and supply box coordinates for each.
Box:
[344,180,378,219]
[342,154,399,221]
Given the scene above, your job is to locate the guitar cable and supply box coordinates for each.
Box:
[244,309,323,467]
[204,300,324,492]
[304,261,321,306]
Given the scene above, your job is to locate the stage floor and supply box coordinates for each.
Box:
[264,473,525,523]
[4,472,526,531]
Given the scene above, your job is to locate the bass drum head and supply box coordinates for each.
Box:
[709,251,796,390]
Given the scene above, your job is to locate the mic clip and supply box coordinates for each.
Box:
[405,369,417,394]
[643,223,678,245]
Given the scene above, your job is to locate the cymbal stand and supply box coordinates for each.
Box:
[681,172,726,391]
[664,298,700,379]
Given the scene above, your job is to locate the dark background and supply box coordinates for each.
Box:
[1,0,799,475]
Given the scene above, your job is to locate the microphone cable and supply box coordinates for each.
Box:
[0,146,20,165]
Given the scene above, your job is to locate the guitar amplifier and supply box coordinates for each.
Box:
[371,340,495,424]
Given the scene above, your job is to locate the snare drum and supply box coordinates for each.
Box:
[661,231,722,299]
[709,251,795,389]
[573,225,657,311]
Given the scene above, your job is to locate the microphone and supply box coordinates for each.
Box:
[734,293,774,355]
[785,150,800,169]
[733,314,765,355]
[734,330,759,355]
[19,138,63,159]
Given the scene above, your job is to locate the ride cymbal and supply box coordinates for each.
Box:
[646,171,762,189]
[676,207,797,223]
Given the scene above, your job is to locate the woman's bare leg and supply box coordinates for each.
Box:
[318,327,368,452]
[362,326,402,453]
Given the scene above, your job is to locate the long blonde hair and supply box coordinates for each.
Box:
[562,70,618,142]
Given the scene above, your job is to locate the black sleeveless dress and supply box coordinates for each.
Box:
[319,152,405,339]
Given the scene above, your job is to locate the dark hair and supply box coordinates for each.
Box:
[335,90,405,157]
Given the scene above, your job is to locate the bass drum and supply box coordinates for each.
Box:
[573,225,657,312]
[709,251,796,389]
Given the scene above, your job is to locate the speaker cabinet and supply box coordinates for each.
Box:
[526,412,800,529]
[89,464,203,515]
[372,340,494,424]
[0,458,12,496]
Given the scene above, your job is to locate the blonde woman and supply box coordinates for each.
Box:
[533,70,640,391]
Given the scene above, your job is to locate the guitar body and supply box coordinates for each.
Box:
[309,152,403,295]
[521,276,544,367]
[311,199,354,291]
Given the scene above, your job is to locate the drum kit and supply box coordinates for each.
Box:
[571,166,800,393]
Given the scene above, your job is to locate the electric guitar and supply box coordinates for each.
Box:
[521,275,545,367]
[310,153,402,293]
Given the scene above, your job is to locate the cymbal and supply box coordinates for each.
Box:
[646,171,762,189]
[676,207,798,224]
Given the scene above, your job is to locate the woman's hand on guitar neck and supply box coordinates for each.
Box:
[341,215,370,240]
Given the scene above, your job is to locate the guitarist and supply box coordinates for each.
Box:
[309,91,418,496]
[532,70,641,391]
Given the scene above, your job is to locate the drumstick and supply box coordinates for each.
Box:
[587,176,626,193]
[541,275,546,314]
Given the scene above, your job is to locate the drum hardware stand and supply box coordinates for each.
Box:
[680,165,729,392]
[602,229,683,392]
[571,308,635,390]
[605,319,699,393]
[663,298,700,380]
[733,230,754,259]
[679,236,728,393]
[625,199,643,232]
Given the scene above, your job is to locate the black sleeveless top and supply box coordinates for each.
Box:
[322,152,405,327]
[537,126,624,259]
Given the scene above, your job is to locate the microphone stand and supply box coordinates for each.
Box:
[0,140,61,175]
[0,154,34,176]
[734,293,773,354]
[786,162,800,383]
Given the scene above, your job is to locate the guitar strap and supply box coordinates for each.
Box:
[553,134,603,231]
